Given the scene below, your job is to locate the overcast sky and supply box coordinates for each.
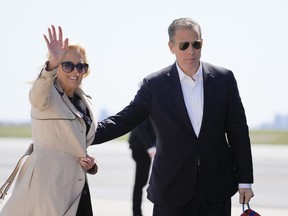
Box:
[1,0,287,128]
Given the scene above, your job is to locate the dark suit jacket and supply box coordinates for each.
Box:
[128,117,156,152]
[94,62,254,206]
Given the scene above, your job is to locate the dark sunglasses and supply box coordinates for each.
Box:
[61,61,89,74]
[179,40,202,51]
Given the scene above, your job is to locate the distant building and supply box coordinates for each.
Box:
[260,114,288,130]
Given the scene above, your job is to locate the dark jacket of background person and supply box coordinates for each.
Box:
[129,117,156,153]
[128,117,156,216]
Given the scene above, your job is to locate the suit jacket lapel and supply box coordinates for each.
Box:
[199,62,216,137]
[168,64,198,138]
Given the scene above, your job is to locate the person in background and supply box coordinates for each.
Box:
[0,25,97,216]
[128,117,156,216]
[93,17,254,216]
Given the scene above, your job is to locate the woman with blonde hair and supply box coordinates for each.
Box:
[0,25,97,216]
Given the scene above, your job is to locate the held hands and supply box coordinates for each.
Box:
[43,25,69,70]
[239,188,254,204]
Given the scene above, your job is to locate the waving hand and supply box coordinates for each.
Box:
[43,25,69,70]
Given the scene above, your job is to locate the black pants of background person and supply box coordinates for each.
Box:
[152,177,231,216]
[76,182,93,216]
[132,148,152,216]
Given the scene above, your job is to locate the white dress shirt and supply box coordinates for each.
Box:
[177,62,203,137]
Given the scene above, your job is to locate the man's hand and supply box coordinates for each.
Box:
[239,188,254,204]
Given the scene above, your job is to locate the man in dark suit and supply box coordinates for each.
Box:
[93,17,254,216]
[128,117,156,216]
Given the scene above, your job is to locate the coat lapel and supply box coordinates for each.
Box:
[53,81,96,145]
[167,62,217,139]
[168,64,197,138]
[75,89,97,146]
[53,81,81,117]
[199,62,216,137]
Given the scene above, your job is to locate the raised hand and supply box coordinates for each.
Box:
[43,25,69,70]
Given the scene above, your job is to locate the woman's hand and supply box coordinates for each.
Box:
[43,25,69,70]
[78,154,97,173]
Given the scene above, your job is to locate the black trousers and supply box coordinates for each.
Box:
[152,177,231,216]
[76,181,93,216]
[131,149,152,216]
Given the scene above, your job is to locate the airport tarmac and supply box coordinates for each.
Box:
[0,137,287,215]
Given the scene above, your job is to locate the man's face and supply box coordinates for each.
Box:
[169,28,202,76]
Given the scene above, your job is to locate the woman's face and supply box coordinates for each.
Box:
[57,48,87,97]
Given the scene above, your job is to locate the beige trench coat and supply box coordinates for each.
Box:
[0,67,97,216]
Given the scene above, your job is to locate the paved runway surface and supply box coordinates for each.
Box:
[0,138,287,215]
